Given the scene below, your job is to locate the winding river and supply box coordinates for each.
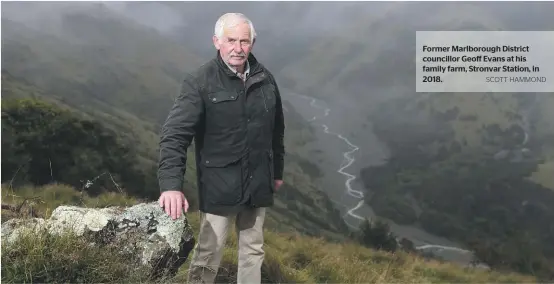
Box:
[282,91,480,266]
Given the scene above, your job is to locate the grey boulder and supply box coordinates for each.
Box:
[1,201,196,279]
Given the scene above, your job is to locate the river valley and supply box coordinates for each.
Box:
[281,90,479,266]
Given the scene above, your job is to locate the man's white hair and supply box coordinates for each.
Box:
[214,13,257,42]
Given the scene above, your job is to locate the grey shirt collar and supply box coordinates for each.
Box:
[224,60,250,81]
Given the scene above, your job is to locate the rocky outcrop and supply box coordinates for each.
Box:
[1,202,195,279]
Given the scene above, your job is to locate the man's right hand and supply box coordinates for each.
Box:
[159,190,189,220]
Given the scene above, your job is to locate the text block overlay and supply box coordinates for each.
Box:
[416,31,554,93]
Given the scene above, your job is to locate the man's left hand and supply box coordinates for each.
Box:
[274,179,283,191]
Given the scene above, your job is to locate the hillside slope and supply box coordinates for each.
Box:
[1,2,348,241]
[359,92,554,279]
[267,2,554,278]
[1,184,538,284]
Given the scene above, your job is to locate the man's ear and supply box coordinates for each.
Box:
[213,35,220,50]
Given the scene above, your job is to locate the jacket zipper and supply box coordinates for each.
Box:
[242,69,265,207]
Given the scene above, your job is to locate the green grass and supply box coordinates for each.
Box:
[1,228,151,284]
[1,183,141,220]
[177,213,537,283]
[1,184,538,283]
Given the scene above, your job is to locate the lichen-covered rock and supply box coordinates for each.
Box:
[1,202,195,279]
[1,217,47,244]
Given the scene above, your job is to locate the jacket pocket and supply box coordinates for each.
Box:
[207,91,239,104]
[206,91,241,129]
[200,155,243,206]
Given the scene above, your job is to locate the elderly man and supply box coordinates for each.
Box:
[157,12,285,284]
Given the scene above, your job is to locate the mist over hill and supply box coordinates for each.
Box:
[2,1,554,280]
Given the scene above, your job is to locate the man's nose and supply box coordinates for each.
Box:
[233,42,242,52]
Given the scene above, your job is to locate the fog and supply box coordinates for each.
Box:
[3,1,554,267]
[4,1,553,75]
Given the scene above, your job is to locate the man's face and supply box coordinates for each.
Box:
[213,21,254,68]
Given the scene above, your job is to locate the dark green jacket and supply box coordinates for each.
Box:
[157,52,285,216]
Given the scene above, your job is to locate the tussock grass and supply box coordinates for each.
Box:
[1,183,140,222]
[1,227,151,283]
[175,212,537,283]
[1,184,538,283]
[1,183,151,283]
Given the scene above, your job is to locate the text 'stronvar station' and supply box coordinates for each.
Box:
[416,31,554,92]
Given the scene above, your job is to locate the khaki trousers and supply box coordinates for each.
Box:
[187,207,266,284]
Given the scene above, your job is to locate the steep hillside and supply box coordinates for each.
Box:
[4,2,553,280]
[265,2,554,278]
[1,184,538,284]
[1,13,200,125]
[359,92,554,279]
[1,3,348,241]
[527,95,554,190]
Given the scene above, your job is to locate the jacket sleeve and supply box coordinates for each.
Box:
[270,75,285,180]
[158,74,204,192]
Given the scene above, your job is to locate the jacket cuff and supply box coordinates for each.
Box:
[159,177,183,192]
